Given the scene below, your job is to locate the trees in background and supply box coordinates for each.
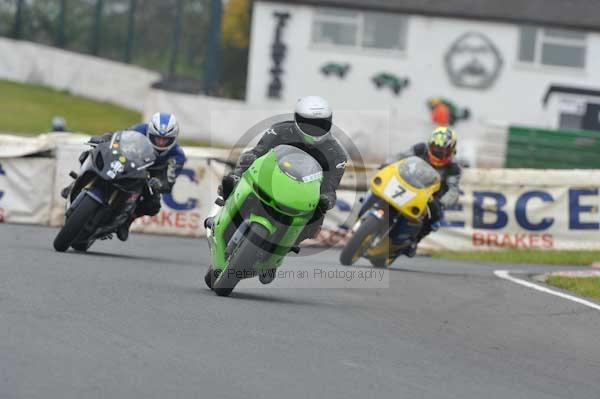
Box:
[220,0,251,99]
[0,0,252,99]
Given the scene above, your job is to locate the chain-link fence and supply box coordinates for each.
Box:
[0,0,247,97]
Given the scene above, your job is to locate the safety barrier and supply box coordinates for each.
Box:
[1,134,599,251]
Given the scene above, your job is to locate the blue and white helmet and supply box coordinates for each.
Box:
[148,112,180,153]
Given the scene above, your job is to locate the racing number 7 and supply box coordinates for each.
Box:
[392,185,406,199]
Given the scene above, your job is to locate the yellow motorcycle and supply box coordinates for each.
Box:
[340,156,441,268]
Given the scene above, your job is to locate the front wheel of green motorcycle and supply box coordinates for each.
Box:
[213,223,271,297]
[340,213,382,266]
[204,267,220,290]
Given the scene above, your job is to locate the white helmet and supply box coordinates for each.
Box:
[148,112,180,153]
[294,96,333,145]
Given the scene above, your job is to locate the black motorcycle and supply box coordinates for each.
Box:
[53,130,156,252]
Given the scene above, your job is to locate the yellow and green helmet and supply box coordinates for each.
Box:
[427,127,457,167]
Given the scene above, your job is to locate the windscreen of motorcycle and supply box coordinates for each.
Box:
[398,156,440,189]
[116,130,156,169]
[274,145,323,183]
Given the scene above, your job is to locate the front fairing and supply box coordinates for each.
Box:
[370,157,441,221]
[89,131,156,190]
[92,145,147,180]
[244,146,323,216]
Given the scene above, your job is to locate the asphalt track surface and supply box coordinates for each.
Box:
[1,224,599,399]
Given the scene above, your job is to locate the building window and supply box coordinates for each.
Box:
[312,8,407,51]
[518,26,587,69]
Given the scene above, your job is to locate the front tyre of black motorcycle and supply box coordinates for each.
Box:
[71,240,94,252]
[212,223,270,297]
[53,195,101,252]
[340,213,383,266]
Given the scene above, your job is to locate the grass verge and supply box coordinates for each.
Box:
[432,250,600,266]
[0,79,219,148]
[0,79,141,135]
[545,276,600,301]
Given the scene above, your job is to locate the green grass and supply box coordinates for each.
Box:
[432,250,600,266]
[0,79,141,135]
[0,79,221,148]
[546,276,600,301]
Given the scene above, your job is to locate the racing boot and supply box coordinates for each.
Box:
[403,224,431,258]
[403,242,417,258]
[117,217,134,242]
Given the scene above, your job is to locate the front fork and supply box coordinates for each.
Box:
[67,178,131,223]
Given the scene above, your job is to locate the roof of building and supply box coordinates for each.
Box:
[262,0,600,32]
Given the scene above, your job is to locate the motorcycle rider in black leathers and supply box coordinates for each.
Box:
[388,127,461,257]
[219,96,348,246]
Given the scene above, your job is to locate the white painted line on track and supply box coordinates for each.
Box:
[494,270,600,312]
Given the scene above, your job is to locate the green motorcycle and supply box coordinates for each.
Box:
[204,145,323,297]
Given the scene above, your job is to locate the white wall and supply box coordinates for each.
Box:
[247,1,600,165]
[0,37,160,112]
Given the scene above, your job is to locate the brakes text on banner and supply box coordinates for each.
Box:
[423,169,600,251]
[0,158,55,225]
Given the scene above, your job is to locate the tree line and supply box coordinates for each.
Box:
[0,0,250,99]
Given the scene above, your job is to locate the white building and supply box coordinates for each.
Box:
[246,0,600,166]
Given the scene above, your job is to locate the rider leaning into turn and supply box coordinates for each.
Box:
[391,127,461,257]
[219,96,348,247]
[63,112,187,241]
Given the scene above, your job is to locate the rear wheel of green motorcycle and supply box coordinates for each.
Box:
[213,223,270,297]
[53,196,100,252]
[340,213,382,266]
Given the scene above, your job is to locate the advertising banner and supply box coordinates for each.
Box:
[34,137,600,251]
[424,169,600,251]
[0,158,55,224]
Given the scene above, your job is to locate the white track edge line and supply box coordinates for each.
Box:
[494,270,600,312]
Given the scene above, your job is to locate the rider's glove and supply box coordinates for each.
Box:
[219,174,240,200]
[148,177,163,193]
[238,152,257,168]
[317,194,335,214]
